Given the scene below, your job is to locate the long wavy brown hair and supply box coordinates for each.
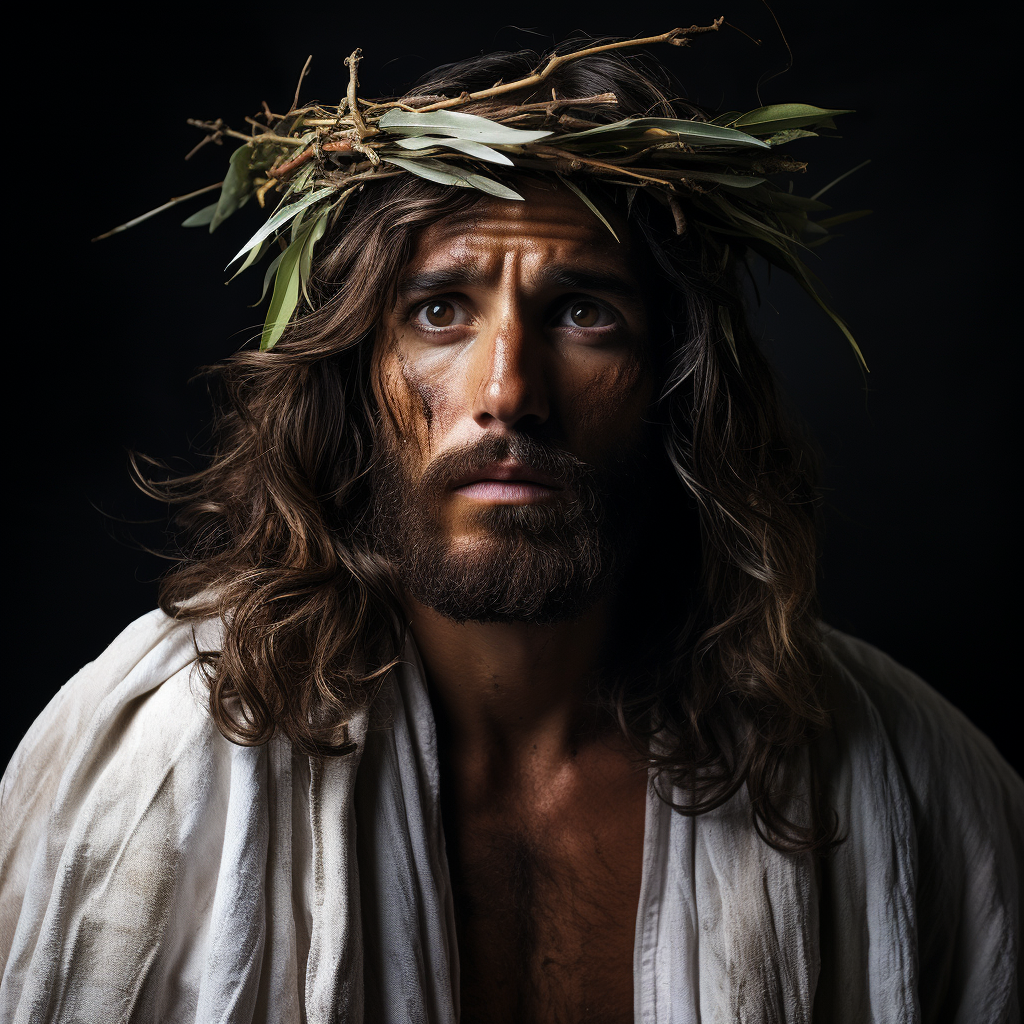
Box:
[143,40,838,853]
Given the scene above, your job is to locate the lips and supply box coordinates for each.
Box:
[452,461,563,491]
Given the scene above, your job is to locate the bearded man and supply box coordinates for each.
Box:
[2,33,1021,1024]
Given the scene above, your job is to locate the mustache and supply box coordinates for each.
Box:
[418,432,596,495]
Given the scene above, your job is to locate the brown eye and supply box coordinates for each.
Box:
[423,301,455,327]
[568,302,601,328]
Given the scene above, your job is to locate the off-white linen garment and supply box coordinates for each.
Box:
[1,609,1021,1023]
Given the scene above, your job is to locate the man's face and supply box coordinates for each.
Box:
[372,181,656,623]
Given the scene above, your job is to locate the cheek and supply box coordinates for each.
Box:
[564,357,652,455]
[378,345,460,459]
[399,346,469,445]
[374,341,423,445]
[402,360,441,435]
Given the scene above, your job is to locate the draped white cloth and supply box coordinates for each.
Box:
[1,609,1021,1023]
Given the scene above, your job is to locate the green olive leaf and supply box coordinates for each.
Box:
[181,201,219,228]
[382,156,524,200]
[814,209,872,230]
[391,135,515,165]
[255,248,286,305]
[299,212,330,304]
[226,236,271,283]
[261,231,307,351]
[557,175,620,242]
[764,129,819,146]
[462,172,525,201]
[379,108,552,144]
[732,104,853,136]
[557,117,769,150]
[210,145,255,233]
[226,186,334,269]
[811,159,871,201]
[680,170,766,188]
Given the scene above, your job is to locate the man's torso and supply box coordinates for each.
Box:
[442,735,648,1024]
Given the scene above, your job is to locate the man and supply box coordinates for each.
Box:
[2,34,1021,1024]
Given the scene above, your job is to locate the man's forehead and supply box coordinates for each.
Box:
[402,186,636,281]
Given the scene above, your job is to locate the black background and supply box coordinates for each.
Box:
[8,2,1017,773]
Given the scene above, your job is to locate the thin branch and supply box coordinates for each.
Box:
[187,118,254,145]
[302,118,360,126]
[513,92,617,112]
[533,146,670,185]
[268,139,353,178]
[315,168,403,187]
[241,117,308,144]
[269,150,312,178]
[811,159,870,201]
[92,181,223,241]
[415,22,723,112]
[481,93,617,124]
[255,177,280,207]
[668,196,688,234]
[290,54,313,113]
[723,20,762,46]
[345,50,369,138]
[183,122,222,161]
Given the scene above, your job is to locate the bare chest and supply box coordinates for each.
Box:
[444,770,647,1024]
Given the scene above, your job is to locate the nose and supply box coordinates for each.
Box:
[470,309,549,430]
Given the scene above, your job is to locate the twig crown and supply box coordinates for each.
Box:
[96,24,868,364]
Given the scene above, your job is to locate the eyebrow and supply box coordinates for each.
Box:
[398,262,640,300]
[540,266,639,299]
[398,265,490,295]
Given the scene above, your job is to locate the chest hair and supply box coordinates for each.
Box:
[449,817,640,1024]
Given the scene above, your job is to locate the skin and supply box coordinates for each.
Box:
[378,181,656,1023]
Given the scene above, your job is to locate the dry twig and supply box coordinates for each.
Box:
[290,55,313,114]
[415,22,723,112]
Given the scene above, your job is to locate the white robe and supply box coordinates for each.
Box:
[0,609,1020,1023]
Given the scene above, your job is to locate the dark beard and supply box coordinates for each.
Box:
[370,430,645,624]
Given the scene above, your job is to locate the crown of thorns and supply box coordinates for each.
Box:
[99,23,867,365]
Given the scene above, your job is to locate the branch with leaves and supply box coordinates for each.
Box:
[96,24,868,364]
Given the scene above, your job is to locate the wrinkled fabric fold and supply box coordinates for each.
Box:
[2,610,1021,1022]
[355,643,458,1024]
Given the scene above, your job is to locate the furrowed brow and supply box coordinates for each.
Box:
[398,264,491,295]
[539,265,639,299]
[396,261,641,301]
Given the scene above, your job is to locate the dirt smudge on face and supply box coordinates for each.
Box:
[401,358,450,455]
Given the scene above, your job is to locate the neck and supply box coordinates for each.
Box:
[405,593,617,771]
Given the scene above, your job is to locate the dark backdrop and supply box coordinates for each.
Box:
[8,3,1016,773]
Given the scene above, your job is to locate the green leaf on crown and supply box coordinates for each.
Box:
[378,108,552,144]
[227,186,335,269]
[557,117,770,150]
[391,135,515,165]
[381,156,524,200]
[182,201,219,228]
[732,104,853,135]
[210,145,255,232]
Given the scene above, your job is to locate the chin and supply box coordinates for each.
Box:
[399,528,617,625]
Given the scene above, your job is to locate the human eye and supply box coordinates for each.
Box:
[409,298,471,332]
[553,298,620,334]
